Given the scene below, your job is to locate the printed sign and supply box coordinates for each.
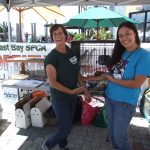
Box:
[0,42,55,79]
[3,87,18,101]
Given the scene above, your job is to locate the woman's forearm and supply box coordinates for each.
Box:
[78,74,91,102]
[50,81,72,94]
[102,74,147,88]
[50,80,84,95]
[80,75,103,81]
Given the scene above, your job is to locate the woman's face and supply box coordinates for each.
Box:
[52,27,66,46]
[118,26,138,51]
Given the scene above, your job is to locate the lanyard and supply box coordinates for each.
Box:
[121,51,134,67]
[111,50,135,73]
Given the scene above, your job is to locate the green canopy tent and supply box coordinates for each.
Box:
[63,7,139,40]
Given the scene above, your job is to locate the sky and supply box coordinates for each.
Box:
[0,5,143,42]
[0,6,79,42]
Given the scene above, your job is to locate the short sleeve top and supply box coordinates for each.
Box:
[105,47,150,105]
[44,47,80,100]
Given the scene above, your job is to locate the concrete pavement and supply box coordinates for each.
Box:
[0,84,150,150]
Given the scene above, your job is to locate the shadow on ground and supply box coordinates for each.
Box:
[0,119,11,136]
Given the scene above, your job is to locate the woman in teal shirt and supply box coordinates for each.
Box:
[42,24,91,150]
[102,22,150,150]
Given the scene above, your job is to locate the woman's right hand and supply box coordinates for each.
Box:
[70,87,84,95]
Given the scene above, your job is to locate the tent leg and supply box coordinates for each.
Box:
[7,9,11,57]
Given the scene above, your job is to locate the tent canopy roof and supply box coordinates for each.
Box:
[0,0,150,8]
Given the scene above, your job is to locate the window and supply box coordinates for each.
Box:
[130,10,150,43]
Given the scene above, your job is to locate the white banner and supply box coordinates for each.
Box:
[0,42,55,79]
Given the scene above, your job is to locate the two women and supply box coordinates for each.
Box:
[43,22,150,150]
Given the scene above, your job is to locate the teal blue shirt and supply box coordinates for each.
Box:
[105,48,150,105]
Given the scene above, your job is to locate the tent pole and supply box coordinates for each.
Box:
[6,1,11,57]
[96,20,99,40]
[19,9,23,42]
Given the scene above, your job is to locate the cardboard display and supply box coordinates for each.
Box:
[15,94,51,129]
[15,102,31,129]
[30,97,51,127]
[15,95,31,129]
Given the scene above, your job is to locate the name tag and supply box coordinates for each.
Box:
[69,56,77,64]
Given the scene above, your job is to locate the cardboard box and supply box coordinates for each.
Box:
[15,93,51,129]
[15,95,31,129]
[30,97,51,127]
[15,101,31,129]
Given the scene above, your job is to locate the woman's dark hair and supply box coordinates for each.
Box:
[50,24,68,41]
[108,21,140,71]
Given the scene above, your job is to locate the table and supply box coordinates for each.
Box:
[6,57,45,63]
[7,57,45,74]
[2,79,44,100]
[6,57,46,80]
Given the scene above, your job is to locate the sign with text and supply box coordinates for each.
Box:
[0,42,55,79]
[3,87,18,101]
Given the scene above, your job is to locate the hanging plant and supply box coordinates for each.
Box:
[90,28,112,40]
[73,32,85,41]
[98,28,112,40]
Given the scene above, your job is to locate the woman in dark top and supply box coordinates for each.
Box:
[42,24,91,150]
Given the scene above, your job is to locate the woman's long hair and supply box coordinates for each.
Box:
[107,21,140,71]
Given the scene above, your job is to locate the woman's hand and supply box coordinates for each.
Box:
[70,87,85,95]
[81,75,102,81]
[83,88,92,102]
[78,74,91,102]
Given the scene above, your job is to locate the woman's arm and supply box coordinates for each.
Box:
[78,74,91,102]
[80,75,103,81]
[46,64,84,95]
[102,73,147,88]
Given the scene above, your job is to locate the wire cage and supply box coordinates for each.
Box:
[71,40,115,95]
